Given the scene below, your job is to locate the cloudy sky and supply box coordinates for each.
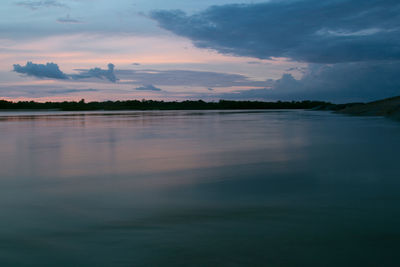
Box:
[1,0,399,103]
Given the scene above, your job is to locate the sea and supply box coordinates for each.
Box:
[0,109,399,266]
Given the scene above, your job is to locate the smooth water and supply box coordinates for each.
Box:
[0,110,399,266]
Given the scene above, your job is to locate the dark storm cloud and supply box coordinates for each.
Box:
[72,63,118,83]
[13,61,68,79]
[135,84,162,91]
[116,69,269,88]
[151,0,400,102]
[16,0,68,10]
[151,0,400,63]
[218,61,400,103]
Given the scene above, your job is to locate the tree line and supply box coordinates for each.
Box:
[0,99,334,111]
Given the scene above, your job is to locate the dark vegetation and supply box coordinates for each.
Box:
[0,99,332,111]
[2,97,398,120]
[335,95,400,121]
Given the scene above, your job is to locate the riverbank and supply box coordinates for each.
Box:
[333,96,400,121]
[0,99,331,111]
[2,96,400,121]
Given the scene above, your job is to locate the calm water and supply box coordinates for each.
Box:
[0,110,400,266]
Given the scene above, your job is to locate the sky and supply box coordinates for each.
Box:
[1,0,399,103]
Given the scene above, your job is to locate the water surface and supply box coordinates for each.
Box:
[1,110,399,266]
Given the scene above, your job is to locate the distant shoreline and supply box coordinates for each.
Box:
[334,95,400,121]
[0,99,331,111]
[1,97,400,121]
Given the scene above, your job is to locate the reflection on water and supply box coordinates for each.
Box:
[0,110,400,266]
